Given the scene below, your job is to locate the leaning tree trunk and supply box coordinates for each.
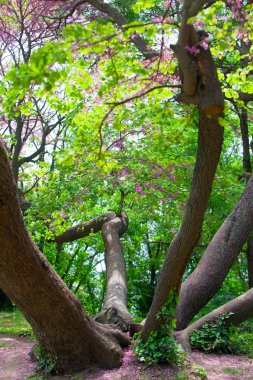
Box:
[176,286,253,352]
[238,106,253,288]
[247,237,253,288]
[176,174,253,330]
[0,139,130,373]
[94,213,133,331]
[141,0,224,341]
[141,112,224,341]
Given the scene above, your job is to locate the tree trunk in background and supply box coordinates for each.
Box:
[247,237,253,288]
[176,286,253,352]
[95,213,132,331]
[176,175,253,330]
[239,107,251,173]
[0,289,13,311]
[0,139,130,373]
[141,0,224,341]
[141,113,224,341]
[239,106,253,289]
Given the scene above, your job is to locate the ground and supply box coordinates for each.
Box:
[1,334,253,380]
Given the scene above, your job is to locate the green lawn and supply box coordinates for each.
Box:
[0,309,33,336]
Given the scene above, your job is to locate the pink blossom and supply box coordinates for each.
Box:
[167,173,176,181]
[152,16,163,24]
[185,45,200,56]
[135,184,146,195]
[130,34,138,41]
[164,0,171,10]
[200,40,209,50]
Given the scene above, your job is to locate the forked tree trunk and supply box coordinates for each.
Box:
[176,175,253,330]
[176,286,253,352]
[50,211,132,330]
[141,112,224,341]
[95,214,132,331]
[0,139,130,373]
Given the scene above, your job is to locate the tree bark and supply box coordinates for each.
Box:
[0,138,130,373]
[238,106,253,289]
[141,0,225,341]
[239,107,251,173]
[141,112,224,341]
[95,213,133,331]
[176,175,253,330]
[176,286,253,352]
[247,237,253,288]
[50,212,117,244]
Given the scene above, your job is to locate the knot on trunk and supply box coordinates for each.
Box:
[94,307,129,332]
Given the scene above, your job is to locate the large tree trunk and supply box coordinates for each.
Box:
[141,0,224,341]
[247,237,253,288]
[95,213,133,331]
[176,175,253,330]
[239,106,253,288]
[141,112,224,341]
[0,138,130,373]
[176,286,253,352]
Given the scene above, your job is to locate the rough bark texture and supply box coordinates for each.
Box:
[176,175,253,330]
[95,213,132,331]
[238,106,253,289]
[176,286,253,352]
[247,237,253,288]
[239,108,251,173]
[141,0,224,342]
[0,139,130,373]
[141,112,224,341]
[51,212,117,243]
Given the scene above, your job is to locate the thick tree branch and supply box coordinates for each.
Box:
[176,286,253,352]
[176,174,253,329]
[95,213,132,331]
[86,0,157,58]
[50,212,117,244]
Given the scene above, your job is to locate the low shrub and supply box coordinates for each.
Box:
[189,313,238,354]
[133,292,186,366]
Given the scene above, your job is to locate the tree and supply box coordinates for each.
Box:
[176,285,253,352]
[176,174,253,330]
[0,0,253,374]
[0,138,130,372]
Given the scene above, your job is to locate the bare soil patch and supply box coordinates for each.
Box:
[0,334,36,380]
[1,334,253,380]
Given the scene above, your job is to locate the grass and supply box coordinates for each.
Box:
[222,367,242,375]
[0,309,33,336]
[0,342,12,348]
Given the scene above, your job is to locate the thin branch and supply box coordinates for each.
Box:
[106,84,180,107]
